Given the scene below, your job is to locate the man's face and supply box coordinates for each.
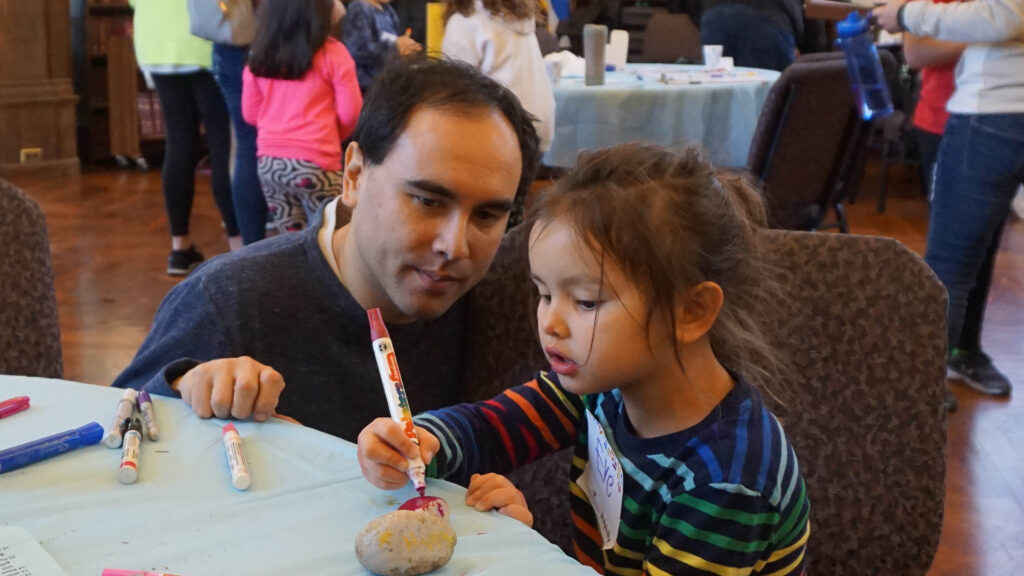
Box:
[341,105,523,323]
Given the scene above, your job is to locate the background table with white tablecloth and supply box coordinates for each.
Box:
[0,377,594,576]
[544,64,780,169]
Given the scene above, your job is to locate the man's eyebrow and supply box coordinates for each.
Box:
[406,179,516,212]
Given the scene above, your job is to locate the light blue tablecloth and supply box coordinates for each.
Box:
[0,377,593,576]
[543,64,780,169]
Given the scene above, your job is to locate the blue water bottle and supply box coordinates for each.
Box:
[836,12,893,121]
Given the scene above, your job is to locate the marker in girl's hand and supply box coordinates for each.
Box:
[368,308,427,497]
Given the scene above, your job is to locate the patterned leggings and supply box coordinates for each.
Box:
[257,157,344,233]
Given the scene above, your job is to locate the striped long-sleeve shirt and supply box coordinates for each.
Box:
[416,372,810,575]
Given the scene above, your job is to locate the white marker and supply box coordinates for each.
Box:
[104,389,138,448]
[368,308,426,496]
[221,423,251,490]
[137,391,159,441]
[119,417,143,484]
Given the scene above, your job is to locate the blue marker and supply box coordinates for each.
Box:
[0,422,104,473]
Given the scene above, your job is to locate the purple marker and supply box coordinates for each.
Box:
[137,391,159,441]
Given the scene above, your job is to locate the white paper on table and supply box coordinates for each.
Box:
[607,30,629,70]
[0,527,71,576]
[659,70,766,84]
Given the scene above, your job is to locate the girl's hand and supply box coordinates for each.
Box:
[395,32,423,57]
[466,473,534,527]
[357,417,439,490]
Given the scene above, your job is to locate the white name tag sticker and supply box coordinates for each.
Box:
[575,409,624,550]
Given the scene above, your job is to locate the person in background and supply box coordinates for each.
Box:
[441,0,556,151]
[212,11,269,246]
[901,1,966,411]
[877,0,1023,400]
[243,0,362,233]
[358,143,810,575]
[130,0,242,275]
[698,0,804,71]
[343,0,423,92]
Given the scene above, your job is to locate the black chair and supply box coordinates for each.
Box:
[641,12,701,64]
[746,58,863,231]
[0,178,63,377]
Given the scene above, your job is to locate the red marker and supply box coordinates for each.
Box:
[0,396,30,419]
[368,308,426,496]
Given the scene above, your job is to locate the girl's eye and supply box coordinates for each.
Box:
[538,293,551,303]
[576,300,599,311]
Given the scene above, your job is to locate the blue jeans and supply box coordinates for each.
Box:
[925,113,1024,352]
[213,44,267,245]
[700,3,797,72]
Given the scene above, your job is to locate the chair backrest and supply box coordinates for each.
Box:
[746,59,861,230]
[462,224,948,573]
[641,12,701,63]
[0,178,62,378]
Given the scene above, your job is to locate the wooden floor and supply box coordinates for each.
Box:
[8,162,1023,575]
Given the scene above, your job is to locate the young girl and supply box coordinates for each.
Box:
[342,0,423,92]
[358,143,810,574]
[441,0,555,151]
[243,0,362,233]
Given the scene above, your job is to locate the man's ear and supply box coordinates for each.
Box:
[674,282,725,345]
[342,141,364,209]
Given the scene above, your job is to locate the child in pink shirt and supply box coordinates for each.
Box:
[243,0,362,233]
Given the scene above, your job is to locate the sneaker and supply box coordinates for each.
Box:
[947,349,1012,396]
[944,385,958,413]
[167,245,204,276]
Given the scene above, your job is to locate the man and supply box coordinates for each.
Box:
[876,0,1022,399]
[113,58,541,440]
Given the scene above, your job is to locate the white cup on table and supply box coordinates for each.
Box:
[703,45,724,71]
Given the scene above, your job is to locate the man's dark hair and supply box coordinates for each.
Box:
[352,57,541,203]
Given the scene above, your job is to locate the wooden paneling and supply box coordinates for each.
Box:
[0,0,79,178]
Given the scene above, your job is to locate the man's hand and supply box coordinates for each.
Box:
[466,473,533,527]
[395,31,423,57]
[173,357,285,422]
[875,0,909,34]
[357,417,439,490]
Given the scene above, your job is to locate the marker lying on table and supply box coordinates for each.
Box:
[222,423,251,490]
[368,307,426,497]
[0,422,103,473]
[102,565,187,569]
[136,391,159,441]
[119,417,143,484]
[0,395,30,419]
[103,389,138,448]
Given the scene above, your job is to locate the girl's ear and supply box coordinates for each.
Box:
[342,141,364,209]
[674,282,724,344]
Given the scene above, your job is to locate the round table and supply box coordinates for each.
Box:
[0,377,593,576]
[543,64,780,169]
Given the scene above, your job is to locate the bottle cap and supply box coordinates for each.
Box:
[836,12,870,38]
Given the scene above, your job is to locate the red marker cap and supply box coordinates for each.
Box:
[368,308,390,341]
[0,396,30,419]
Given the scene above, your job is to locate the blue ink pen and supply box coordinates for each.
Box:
[0,422,104,473]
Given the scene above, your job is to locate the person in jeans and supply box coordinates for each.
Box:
[213,44,268,245]
[131,0,242,275]
[697,0,804,71]
[877,0,1023,400]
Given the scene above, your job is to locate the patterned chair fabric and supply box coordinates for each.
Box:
[462,224,948,575]
[0,178,62,378]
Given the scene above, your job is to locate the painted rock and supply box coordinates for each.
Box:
[398,496,450,520]
[355,509,457,576]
